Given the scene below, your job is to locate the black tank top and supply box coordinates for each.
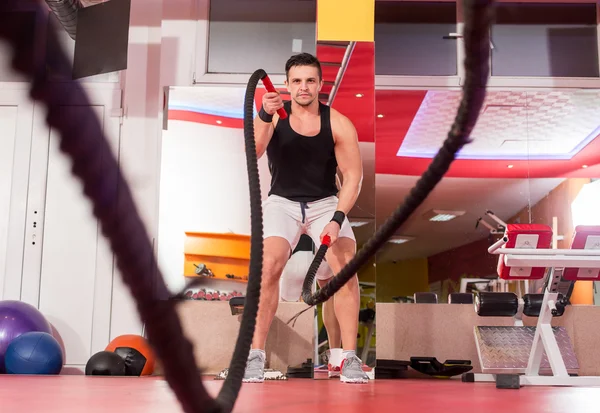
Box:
[266,100,338,202]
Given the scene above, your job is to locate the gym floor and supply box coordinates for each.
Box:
[1,375,598,412]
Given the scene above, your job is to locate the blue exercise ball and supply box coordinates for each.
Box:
[0,300,52,373]
[5,331,63,375]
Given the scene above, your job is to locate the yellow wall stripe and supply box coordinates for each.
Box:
[317,0,375,42]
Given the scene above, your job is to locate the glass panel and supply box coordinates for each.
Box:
[491,3,599,77]
[374,1,457,76]
[207,0,316,74]
[374,87,538,371]
[526,89,600,305]
[374,88,537,303]
[161,40,377,377]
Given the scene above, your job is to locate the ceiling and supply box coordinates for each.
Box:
[373,89,600,261]
[376,90,600,180]
[375,174,566,261]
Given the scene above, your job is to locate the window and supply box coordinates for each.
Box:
[491,3,599,78]
[374,1,458,76]
[207,0,317,74]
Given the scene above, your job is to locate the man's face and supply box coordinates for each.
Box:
[285,65,322,107]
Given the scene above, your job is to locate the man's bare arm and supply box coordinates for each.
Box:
[253,115,277,159]
[332,112,363,215]
[254,91,283,158]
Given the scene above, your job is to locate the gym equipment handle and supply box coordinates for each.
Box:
[260,75,288,120]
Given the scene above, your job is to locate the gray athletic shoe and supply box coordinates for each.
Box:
[340,354,369,384]
[242,349,265,383]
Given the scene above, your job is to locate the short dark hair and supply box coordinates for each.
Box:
[285,53,322,80]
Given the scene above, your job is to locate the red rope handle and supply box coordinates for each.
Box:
[260,74,288,119]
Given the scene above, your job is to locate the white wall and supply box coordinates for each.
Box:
[0,87,34,301]
[158,86,271,293]
[36,102,120,368]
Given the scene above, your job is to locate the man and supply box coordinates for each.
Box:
[243,52,368,384]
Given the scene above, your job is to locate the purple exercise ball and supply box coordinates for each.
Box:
[0,300,52,373]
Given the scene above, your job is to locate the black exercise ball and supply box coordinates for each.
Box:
[85,351,127,376]
[114,347,148,376]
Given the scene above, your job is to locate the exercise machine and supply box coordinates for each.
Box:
[476,210,534,297]
[476,209,506,236]
[463,224,600,388]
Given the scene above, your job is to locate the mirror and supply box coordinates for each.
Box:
[160,82,325,377]
[371,0,600,381]
[522,89,600,305]
[157,1,376,381]
[374,88,545,305]
[309,40,377,378]
[372,0,600,307]
[374,89,600,304]
[158,0,321,380]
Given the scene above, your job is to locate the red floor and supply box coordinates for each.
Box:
[0,375,598,412]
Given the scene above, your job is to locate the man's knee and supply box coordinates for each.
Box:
[263,256,285,280]
[262,237,291,283]
[327,237,356,265]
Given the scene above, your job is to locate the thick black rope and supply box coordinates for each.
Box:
[0,2,265,413]
[285,238,330,326]
[215,69,265,412]
[297,0,495,310]
[1,0,494,412]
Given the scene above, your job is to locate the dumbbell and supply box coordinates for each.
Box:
[448,293,474,304]
[474,292,566,317]
[414,292,438,304]
[194,263,215,277]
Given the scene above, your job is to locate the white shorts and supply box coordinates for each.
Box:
[263,194,356,282]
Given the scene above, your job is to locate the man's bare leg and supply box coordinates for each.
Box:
[317,278,342,376]
[324,237,368,383]
[244,236,290,383]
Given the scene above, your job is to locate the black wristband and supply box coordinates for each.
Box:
[330,211,345,227]
[258,107,274,123]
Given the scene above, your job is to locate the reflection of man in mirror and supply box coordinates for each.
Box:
[278,234,329,302]
[244,52,367,384]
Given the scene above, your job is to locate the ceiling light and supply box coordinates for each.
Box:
[355,93,363,98]
[350,221,370,227]
[507,164,514,168]
[377,114,384,118]
[387,236,415,244]
[216,120,222,124]
[423,209,466,222]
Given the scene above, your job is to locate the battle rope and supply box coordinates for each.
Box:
[0,0,494,412]
[295,0,495,315]
[215,69,282,412]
